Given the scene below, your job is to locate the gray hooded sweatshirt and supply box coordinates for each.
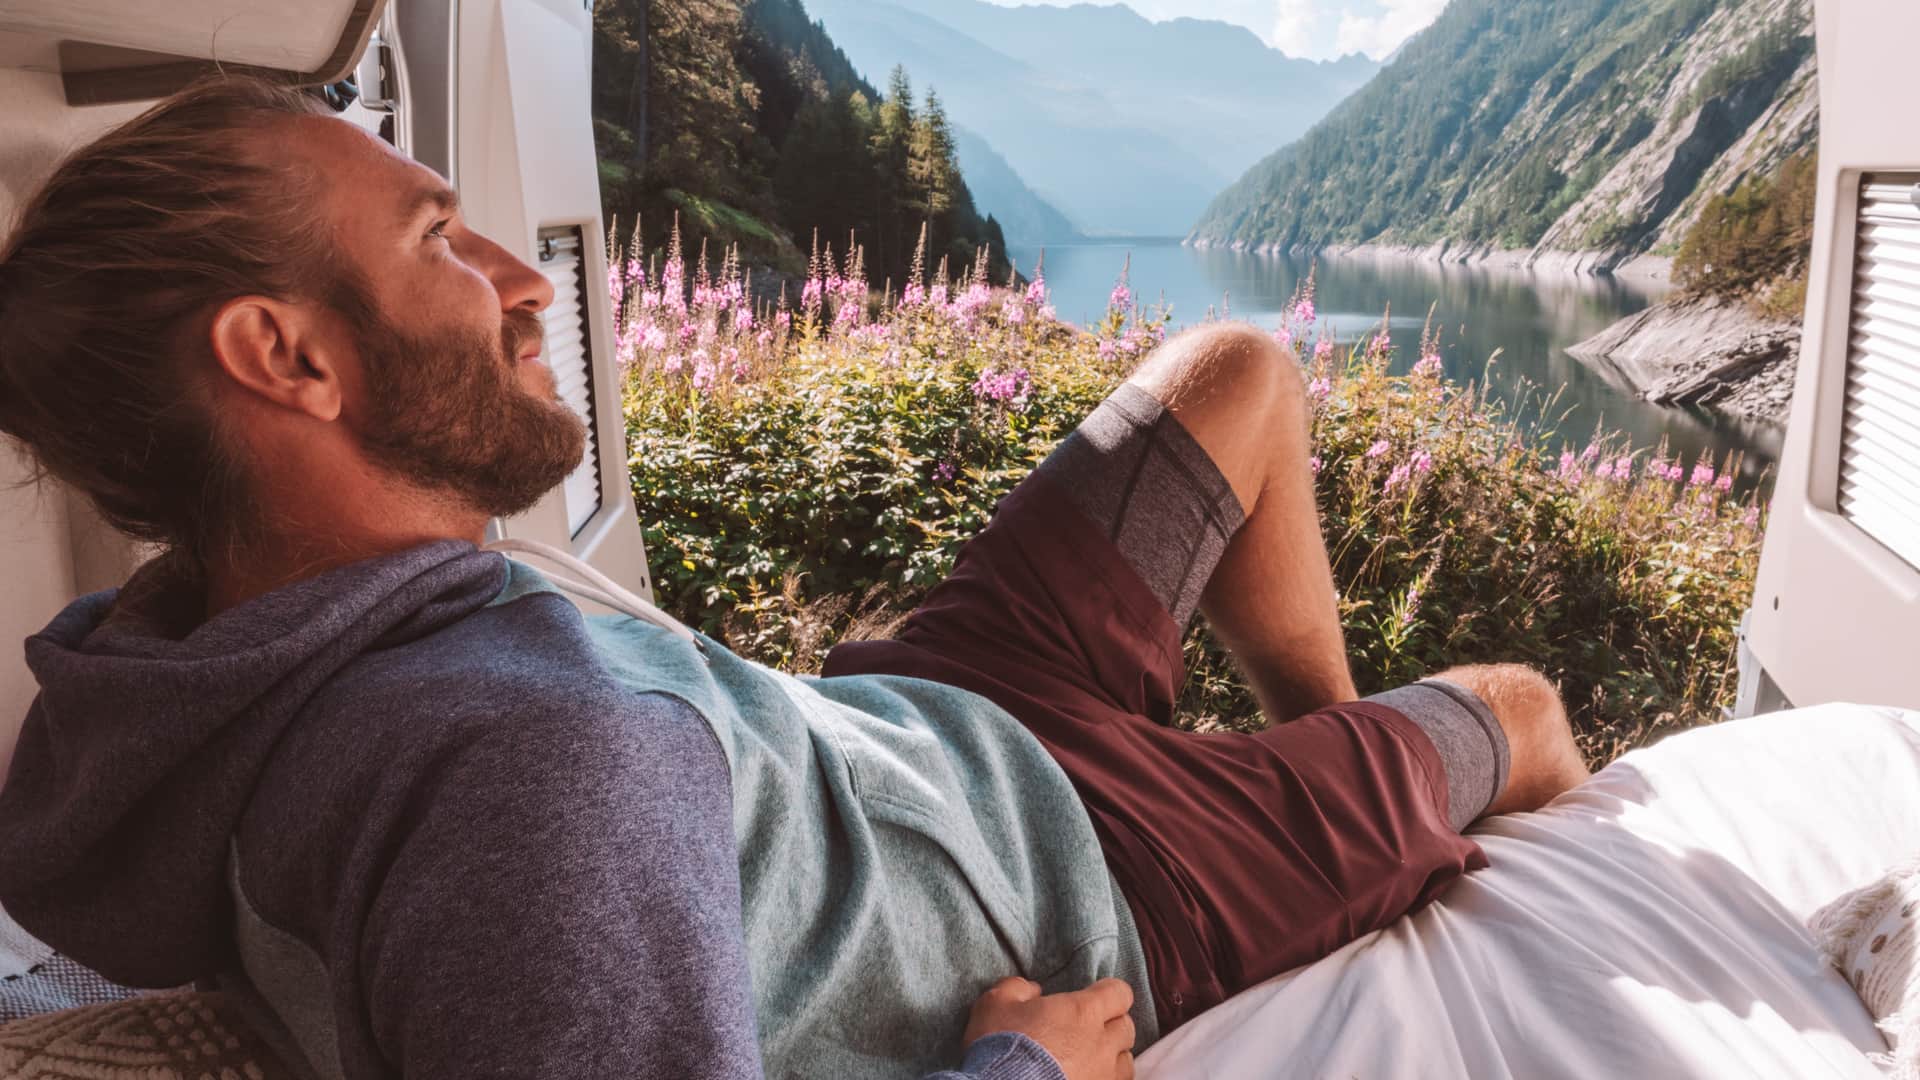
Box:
[0,540,1147,1079]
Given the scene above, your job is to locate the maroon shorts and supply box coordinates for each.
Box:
[824,428,1489,1036]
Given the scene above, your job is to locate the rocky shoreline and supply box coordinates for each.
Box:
[1566,292,1797,424]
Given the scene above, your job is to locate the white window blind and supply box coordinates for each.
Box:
[536,228,602,536]
[1840,175,1920,570]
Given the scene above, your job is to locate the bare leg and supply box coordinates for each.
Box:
[1126,323,1356,721]
[1430,663,1590,815]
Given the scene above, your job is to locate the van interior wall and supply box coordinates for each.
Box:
[0,49,147,778]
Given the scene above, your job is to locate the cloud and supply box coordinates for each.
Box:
[1333,0,1449,58]
[1269,0,1443,60]
[981,0,1445,62]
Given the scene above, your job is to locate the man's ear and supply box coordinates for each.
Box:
[207,296,345,422]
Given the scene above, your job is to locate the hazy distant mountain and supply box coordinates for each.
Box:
[802,0,1377,237]
[953,128,1083,244]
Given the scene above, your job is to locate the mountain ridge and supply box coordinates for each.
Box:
[1189,0,1816,275]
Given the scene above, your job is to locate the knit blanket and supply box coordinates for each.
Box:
[0,991,293,1079]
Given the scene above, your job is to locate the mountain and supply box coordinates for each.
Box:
[590,0,1010,284]
[952,128,1081,243]
[802,0,1378,237]
[1189,0,1817,272]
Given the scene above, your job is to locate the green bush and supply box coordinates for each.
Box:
[622,257,1765,767]
[1675,150,1817,303]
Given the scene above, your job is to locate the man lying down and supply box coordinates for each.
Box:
[0,78,1591,1080]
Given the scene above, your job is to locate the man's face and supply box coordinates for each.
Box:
[290,117,585,518]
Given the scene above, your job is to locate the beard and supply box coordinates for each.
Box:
[350,301,587,519]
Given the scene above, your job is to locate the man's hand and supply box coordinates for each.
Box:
[963,977,1136,1080]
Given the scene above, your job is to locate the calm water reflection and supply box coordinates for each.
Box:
[1008,238,1783,480]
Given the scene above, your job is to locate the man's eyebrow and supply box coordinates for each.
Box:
[400,185,459,223]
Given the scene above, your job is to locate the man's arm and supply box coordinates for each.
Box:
[357,698,762,1077]
[354,693,1105,1080]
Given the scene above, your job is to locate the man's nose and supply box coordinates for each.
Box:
[469,232,555,314]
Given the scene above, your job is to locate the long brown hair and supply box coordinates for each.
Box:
[0,76,334,562]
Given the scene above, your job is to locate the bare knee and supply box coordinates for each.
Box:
[1133,322,1302,414]
[1128,323,1306,506]
[1432,663,1588,816]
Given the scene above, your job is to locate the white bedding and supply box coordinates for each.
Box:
[1139,703,1920,1079]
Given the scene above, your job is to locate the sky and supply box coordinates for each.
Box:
[978,0,1448,61]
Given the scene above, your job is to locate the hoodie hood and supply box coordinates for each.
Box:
[0,540,506,987]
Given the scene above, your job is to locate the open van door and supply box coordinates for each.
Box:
[0,0,653,778]
[1737,0,1920,715]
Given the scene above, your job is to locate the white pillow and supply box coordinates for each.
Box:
[1812,856,1920,1079]
[0,904,51,981]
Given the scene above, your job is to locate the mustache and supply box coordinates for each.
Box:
[502,309,545,361]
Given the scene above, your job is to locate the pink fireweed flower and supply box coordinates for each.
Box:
[733,307,754,333]
[1366,439,1391,459]
[691,357,715,392]
[1002,299,1027,324]
[1690,463,1716,487]
[1025,277,1047,305]
[1384,463,1412,492]
[774,310,792,332]
[677,322,698,344]
[1411,449,1434,475]
[1309,454,1322,475]
[1308,377,1332,401]
[626,258,644,287]
[901,281,926,308]
[1313,338,1334,362]
[1293,297,1316,326]
[1412,353,1443,378]
[640,290,661,310]
[1273,326,1294,351]
[662,354,684,374]
[641,324,667,352]
[1614,457,1634,480]
[1400,585,1421,627]
[954,283,993,320]
[1582,444,1601,463]
[1666,464,1685,483]
[1743,506,1761,527]
[608,266,624,309]
[801,278,823,309]
[1595,461,1614,481]
[929,283,949,307]
[933,460,958,484]
[1098,338,1119,360]
[972,367,1034,409]
[1715,474,1734,493]
[1039,305,1057,322]
[1556,450,1583,483]
[833,300,863,329]
[1109,280,1133,313]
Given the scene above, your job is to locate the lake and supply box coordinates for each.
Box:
[1006,238,1784,480]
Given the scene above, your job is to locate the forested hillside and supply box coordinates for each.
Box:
[1189,0,1815,270]
[590,0,1009,287]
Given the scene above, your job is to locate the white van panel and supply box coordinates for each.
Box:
[0,1,356,73]
[1745,0,1920,711]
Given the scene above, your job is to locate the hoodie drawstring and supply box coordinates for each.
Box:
[480,538,708,659]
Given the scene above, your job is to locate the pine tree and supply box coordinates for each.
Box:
[908,89,957,220]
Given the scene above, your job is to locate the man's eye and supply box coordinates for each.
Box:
[426,219,452,240]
